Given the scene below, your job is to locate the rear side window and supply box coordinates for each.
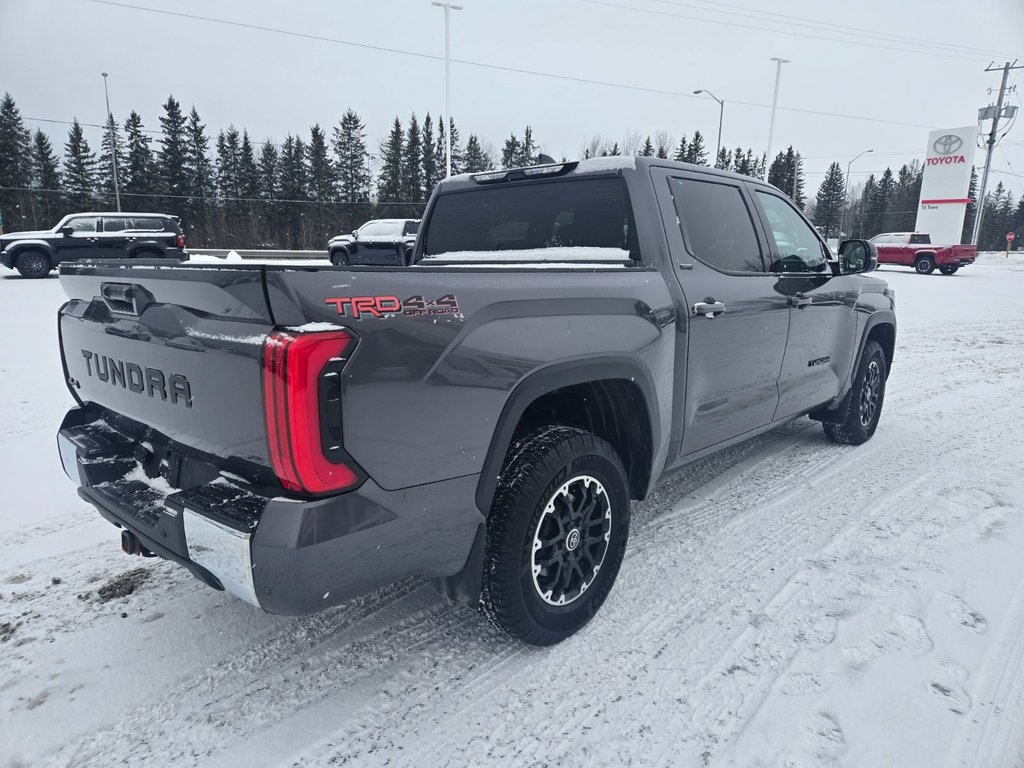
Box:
[423,177,636,261]
[131,217,164,231]
[102,218,128,232]
[909,233,930,244]
[669,177,763,273]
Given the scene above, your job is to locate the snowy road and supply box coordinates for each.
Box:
[2,256,1024,768]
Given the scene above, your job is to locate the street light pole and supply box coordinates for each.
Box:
[693,89,724,165]
[431,2,462,178]
[765,57,789,179]
[101,72,121,212]
[841,148,874,238]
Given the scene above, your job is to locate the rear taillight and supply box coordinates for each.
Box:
[262,330,360,495]
[176,234,186,248]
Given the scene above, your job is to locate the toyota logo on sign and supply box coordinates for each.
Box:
[933,134,964,155]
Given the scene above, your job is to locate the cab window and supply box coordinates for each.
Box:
[67,217,98,233]
[668,177,763,273]
[102,218,128,232]
[755,191,829,273]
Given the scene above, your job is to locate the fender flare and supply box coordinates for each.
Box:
[7,239,55,258]
[474,355,660,514]
[329,246,350,264]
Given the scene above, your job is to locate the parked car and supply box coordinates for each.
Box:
[0,212,187,278]
[328,219,419,266]
[54,157,895,645]
[869,232,975,275]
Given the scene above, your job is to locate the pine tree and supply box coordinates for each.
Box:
[402,114,423,202]
[306,124,334,201]
[377,117,405,204]
[684,131,708,165]
[462,134,491,172]
[673,135,688,162]
[767,147,805,206]
[641,136,654,157]
[30,129,62,227]
[518,126,537,166]
[501,133,521,169]
[258,141,280,245]
[715,147,731,171]
[123,111,156,202]
[421,113,439,195]
[813,162,845,238]
[332,108,370,230]
[239,130,260,242]
[0,93,33,231]
[278,134,309,248]
[158,95,188,217]
[98,113,125,209]
[961,166,978,244]
[183,107,214,244]
[607,142,621,157]
[864,167,895,236]
[63,119,98,211]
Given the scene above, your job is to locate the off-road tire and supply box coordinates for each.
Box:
[479,426,630,646]
[914,255,935,274]
[330,249,348,266]
[939,265,959,275]
[823,340,887,445]
[16,250,51,278]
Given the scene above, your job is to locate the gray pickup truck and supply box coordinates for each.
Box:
[55,157,895,645]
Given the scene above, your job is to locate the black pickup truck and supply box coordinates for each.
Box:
[55,157,895,645]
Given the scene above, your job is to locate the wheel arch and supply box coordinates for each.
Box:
[474,357,659,515]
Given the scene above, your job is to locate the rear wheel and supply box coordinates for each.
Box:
[479,426,630,646]
[914,255,935,274]
[823,340,887,445]
[939,265,959,275]
[16,250,51,278]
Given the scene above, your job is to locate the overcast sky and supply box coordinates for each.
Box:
[3,0,1023,198]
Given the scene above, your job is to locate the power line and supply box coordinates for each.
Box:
[583,0,1003,63]
[86,0,937,131]
[649,0,1021,60]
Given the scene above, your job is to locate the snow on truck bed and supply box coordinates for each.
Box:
[2,255,1024,767]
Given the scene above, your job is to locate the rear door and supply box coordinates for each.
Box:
[651,168,790,456]
[751,189,857,419]
[98,216,131,258]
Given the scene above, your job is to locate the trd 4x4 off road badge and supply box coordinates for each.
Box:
[324,294,460,319]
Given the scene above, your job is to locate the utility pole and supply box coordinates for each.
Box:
[101,72,121,212]
[971,60,1022,246]
[765,57,789,180]
[841,148,874,237]
[431,2,463,178]
[693,89,724,165]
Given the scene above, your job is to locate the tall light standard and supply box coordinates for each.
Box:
[101,72,122,212]
[841,148,874,238]
[693,89,724,165]
[765,57,789,179]
[431,2,462,178]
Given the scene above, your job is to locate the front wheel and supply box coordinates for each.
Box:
[330,249,348,266]
[480,426,630,646]
[939,265,959,275]
[16,251,52,278]
[915,255,935,274]
[823,340,888,445]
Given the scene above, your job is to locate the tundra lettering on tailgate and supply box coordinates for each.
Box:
[80,350,192,408]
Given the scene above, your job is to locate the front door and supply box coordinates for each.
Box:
[652,168,790,457]
[55,216,100,263]
[752,189,857,420]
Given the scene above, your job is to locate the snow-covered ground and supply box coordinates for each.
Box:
[1,254,1024,768]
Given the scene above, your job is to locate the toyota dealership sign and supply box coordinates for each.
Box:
[915,126,976,244]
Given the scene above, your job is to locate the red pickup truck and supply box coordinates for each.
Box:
[869,232,976,275]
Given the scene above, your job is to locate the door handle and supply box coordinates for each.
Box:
[693,300,727,318]
[789,294,813,308]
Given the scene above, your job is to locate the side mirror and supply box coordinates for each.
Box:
[838,239,878,274]
[59,226,74,237]
[352,230,360,240]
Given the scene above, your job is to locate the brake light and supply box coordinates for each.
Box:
[176,234,186,248]
[262,330,360,494]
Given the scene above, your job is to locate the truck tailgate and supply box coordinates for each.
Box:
[59,263,274,465]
